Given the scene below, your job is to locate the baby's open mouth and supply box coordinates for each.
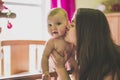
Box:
[53,31,58,34]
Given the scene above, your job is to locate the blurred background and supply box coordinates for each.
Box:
[0,0,120,78]
[0,0,120,41]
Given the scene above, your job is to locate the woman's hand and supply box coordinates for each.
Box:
[50,50,71,80]
[42,75,51,80]
[50,50,68,69]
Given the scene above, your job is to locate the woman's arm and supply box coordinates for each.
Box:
[51,50,71,80]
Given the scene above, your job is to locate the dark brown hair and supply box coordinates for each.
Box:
[76,8,120,80]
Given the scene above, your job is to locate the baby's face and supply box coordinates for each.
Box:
[47,14,68,39]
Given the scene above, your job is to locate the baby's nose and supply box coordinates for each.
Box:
[52,25,57,29]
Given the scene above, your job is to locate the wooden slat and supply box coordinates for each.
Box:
[0,40,73,79]
[0,69,73,80]
[1,40,46,46]
[1,40,46,75]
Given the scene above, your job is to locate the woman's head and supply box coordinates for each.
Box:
[66,8,112,47]
[74,8,120,80]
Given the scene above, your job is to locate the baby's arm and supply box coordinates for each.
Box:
[41,39,54,76]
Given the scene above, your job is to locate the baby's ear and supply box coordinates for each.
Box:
[66,21,71,30]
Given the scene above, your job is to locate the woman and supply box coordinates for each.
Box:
[51,8,120,80]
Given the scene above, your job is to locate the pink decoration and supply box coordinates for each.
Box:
[51,0,76,22]
[0,0,4,11]
[51,0,57,8]
[61,0,76,22]
[3,6,8,9]
[0,6,3,11]
[112,3,120,12]
[7,21,12,29]
[0,0,4,6]
[0,0,13,29]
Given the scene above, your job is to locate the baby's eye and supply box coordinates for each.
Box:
[71,24,75,27]
[48,24,52,27]
[57,22,61,25]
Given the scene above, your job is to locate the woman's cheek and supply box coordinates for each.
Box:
[70,28,76,45]
[65,28,76,45]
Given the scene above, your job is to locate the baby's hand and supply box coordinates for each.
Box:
[42,71,51,80]
[50,50,68,69]
[42,75,51,80]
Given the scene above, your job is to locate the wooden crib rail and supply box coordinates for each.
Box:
[0,40,73,80]
[0,69,73,80]
[1,40,46,46]
[0,40,46,75]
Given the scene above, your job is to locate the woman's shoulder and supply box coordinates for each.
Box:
[104,72,118,80]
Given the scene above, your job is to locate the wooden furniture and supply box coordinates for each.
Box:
[0,40,73,80]
[0,71,57,80]
[0,69,73,80]
[105,13,120,45]
[0,40,46,75]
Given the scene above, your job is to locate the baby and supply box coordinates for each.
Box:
[41,8,74,80]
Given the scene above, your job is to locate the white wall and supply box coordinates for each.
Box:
[0,0,51,41]
[76,0,107,9]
